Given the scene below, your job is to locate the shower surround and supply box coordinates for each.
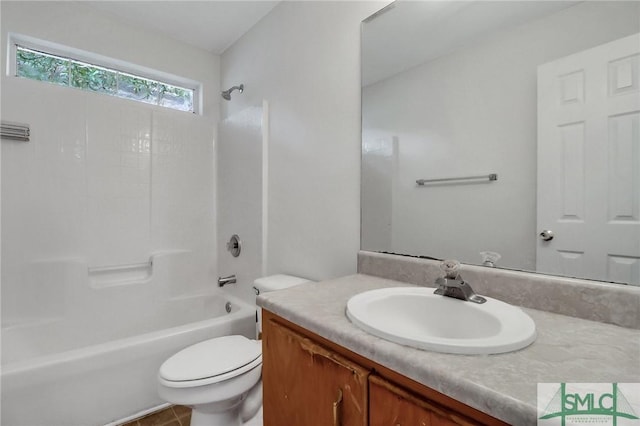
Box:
[1,2,222,424]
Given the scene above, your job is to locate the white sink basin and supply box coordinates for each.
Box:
[346,287,536,355]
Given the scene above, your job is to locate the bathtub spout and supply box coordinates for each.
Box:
[218,275,237,287]
[240,378,262,423]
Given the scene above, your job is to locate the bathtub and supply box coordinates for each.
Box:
[1,292,256,426]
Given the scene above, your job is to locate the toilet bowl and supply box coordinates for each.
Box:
[157,274,312,426]
[158,335,262,426]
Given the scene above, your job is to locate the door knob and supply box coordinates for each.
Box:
[539,230,554,241]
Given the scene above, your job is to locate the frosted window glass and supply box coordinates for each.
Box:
[16,47,69,86]
[70,61,117,94]
[15,46,195,113]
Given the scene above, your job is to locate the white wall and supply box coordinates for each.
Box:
[220,1,385,282]
[1,1,220,323]
[217,104,266,304]
[362,1,640,271]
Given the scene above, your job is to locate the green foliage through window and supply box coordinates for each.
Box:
[16,46,194,112]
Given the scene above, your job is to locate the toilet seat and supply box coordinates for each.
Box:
[159,335,261,388]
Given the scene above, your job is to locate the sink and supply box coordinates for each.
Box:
[346,287,536,355]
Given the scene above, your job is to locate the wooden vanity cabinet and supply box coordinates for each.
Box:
[369,375,478,426]
[262,310,507,426]
[262,312,369,426]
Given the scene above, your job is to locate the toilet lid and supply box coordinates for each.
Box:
[159,335,261,383]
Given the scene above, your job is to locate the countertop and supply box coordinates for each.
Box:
[257,274,640,425]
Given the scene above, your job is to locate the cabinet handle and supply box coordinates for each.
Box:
[332,388,343,426]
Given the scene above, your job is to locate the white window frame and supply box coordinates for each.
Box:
[7,33,202,114]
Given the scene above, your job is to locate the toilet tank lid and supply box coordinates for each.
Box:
[253,274,313,294]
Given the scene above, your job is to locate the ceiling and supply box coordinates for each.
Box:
[86,1,280,55]
[362,1,580,86]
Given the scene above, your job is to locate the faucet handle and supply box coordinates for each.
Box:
[480,251,501,267]
[435,277,464,287]
[439,259,461,279]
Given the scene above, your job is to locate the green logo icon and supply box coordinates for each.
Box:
[539,383,639,425]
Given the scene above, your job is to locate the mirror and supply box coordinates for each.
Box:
[361,1,640,285]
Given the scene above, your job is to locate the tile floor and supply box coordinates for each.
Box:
[120,405,190,426]
[120,405,263,426]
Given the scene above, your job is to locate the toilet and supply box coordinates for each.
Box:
[157,274,312,426]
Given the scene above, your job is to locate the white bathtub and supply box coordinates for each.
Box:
[1,292,256,426]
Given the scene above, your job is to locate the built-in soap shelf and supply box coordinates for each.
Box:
[1,316,60,331]
[88,258,153,288]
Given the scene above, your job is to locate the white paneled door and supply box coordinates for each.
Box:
[537,33,640,285]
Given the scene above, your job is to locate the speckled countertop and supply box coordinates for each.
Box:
[257,274,640,426]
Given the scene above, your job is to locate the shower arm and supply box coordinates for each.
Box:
[221,84,244,100]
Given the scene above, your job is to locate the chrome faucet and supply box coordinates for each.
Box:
[434,260,486,304]
[218,274,237,287]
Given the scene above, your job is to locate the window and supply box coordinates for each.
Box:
[13,42,197,113]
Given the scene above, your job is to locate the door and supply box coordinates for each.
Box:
[262,314,369,426]
[537,33,640,285]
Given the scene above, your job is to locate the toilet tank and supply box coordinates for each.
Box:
[253,274,313,334]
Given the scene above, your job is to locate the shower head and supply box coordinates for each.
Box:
[221,84,244,101]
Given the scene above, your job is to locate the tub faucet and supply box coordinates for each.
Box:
[434,260,486,304]
[218,274,237,287]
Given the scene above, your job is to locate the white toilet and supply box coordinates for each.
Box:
[157,274,312,426]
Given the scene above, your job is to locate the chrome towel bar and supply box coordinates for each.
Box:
[416,173,497,186]
[1,121,30,141]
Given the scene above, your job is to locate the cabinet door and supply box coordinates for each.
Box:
[262,316,369,426]
[369,375,478,426]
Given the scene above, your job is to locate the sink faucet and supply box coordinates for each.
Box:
[434,260,486,304]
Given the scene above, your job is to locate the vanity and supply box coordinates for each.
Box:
[258,252,640,426]
[261,308,502,426]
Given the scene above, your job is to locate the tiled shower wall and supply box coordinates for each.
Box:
[1,1,220,324]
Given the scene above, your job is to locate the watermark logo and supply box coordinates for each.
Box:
[538,383,640,425]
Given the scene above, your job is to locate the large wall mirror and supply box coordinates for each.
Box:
[361,1,640,285]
